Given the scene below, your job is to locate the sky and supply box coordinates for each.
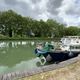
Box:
[0,0,80,26]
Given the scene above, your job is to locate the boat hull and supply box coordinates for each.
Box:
[44,51,80,63]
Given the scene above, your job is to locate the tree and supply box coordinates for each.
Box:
[0,10,80,39]
[65,26,79,36]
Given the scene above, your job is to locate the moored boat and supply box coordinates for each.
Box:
[35,36,80,65]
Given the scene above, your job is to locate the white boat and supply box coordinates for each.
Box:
[35,37,80,64]
[60,36,80,52]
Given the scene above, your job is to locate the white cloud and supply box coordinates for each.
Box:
[37,12,50,21]
[36,0,49,20]
[17,0,31,4]
[12,0,49,21]
[57,0,80,26]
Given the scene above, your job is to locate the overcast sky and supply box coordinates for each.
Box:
[0,0,80,26]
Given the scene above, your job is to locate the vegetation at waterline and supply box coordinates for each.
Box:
[0,10,80,39]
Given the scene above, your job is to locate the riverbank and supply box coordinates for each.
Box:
[19,58,80,80]
[0,37,60,42]
[0,34,60,41]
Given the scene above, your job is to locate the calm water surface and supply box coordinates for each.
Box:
[0,40,55,74]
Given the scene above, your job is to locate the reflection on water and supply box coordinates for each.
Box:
[0,41,35,48]
[0,58,39,74]
[0,41,36,67]
[0,40,54,74]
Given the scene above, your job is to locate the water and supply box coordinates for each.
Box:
[0,40,55,74]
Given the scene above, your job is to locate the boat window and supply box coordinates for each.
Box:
[70,46,80,49]
[65,38,71,44]
[70,46,74,49]
[62,45,67,48]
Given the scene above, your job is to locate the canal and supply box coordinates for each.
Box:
[0,40,55,74]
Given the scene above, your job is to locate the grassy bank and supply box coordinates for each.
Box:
[0,34,60,41]
[18,60,80,80]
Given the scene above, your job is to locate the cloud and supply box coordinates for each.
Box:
[0,0,49,20]
[47,0,62,15]
[0,0,80,26]
[57,0,80,26]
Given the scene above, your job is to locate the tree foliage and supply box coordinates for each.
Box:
[0,10,80,39]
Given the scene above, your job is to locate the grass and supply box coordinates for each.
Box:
[0,34,60,41]
[18,60,80,80]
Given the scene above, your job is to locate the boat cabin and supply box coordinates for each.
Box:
[60,36,80,51]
